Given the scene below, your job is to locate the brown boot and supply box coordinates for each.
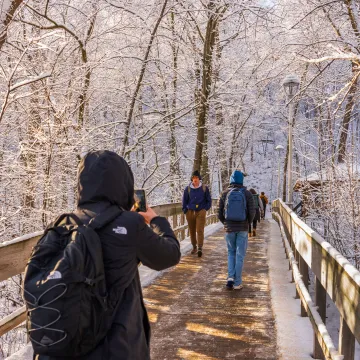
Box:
[191,246,197,255]
[253,229,256,237]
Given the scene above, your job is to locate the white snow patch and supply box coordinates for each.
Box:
[9,73,52,92]
[5,343,33,360]
[295,162,360,184]
[268,218,314,360]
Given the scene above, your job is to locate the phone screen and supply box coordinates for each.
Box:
[134,189,147,212]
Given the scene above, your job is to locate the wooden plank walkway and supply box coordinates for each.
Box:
[143,221,278,360]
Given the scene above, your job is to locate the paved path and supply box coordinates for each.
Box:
[143,221,278,360]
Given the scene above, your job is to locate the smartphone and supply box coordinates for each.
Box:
[134,189,147,212]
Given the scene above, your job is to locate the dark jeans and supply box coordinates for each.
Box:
[249,209,260,232]
[249,219,257,233]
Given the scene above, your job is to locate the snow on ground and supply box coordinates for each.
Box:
[268,213,360,359]
[267,217,314,360]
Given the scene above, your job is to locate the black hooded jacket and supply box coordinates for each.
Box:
[35,150,181,360]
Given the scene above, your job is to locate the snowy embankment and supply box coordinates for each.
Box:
[268,217,314,360]
[5,222,223,360]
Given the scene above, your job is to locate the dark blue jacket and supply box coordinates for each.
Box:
[182,184,212,213]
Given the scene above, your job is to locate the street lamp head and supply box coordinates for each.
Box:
[282,74,300,97]
[275,144,284,151]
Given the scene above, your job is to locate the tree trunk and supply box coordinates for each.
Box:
[0,0,24,50]
[169,11,180,201]
[78,8,97,127]
[192,1,219,178]
[337,63,358,163]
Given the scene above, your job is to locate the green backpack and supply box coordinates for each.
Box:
[253,194,260,209]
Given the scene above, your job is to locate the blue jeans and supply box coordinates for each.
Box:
[225,232,248,286]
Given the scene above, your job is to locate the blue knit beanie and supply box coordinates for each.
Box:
[230,170,244,185]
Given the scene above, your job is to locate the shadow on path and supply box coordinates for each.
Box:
[143,221,277,360]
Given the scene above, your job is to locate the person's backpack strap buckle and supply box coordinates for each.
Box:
[84,278,95,286]
[84,275,104,286]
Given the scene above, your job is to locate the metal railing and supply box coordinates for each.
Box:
[273,199,360,360]
[0,201,218,340]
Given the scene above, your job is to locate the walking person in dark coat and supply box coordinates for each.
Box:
[248,188,263,237]
[218,170,255,290]
[182,170,212,257]
[34,150,181,360]
[259,192,268,219]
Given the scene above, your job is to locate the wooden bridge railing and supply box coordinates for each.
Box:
[0,201,218,342]
[273,199,360,360]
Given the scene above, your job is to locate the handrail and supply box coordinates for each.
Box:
[0,200,219,340]
[273,199,359,360]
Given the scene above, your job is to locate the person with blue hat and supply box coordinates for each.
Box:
[217,170,255,290]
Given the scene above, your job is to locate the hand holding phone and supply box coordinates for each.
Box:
[134,189,147,212]
[133,189,157,223]
[138,206,158,224]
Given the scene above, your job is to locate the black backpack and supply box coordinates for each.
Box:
[23,206,122,357]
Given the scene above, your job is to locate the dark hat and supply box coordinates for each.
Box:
[191,170,202,180]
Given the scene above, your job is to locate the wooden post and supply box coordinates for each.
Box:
[339,316,355,360]
[313,277,326,360]
[291,246,297,286]
[299,256,308,317]
[172,214,178,240]
[180,213,185,240]
[291,231,296,273]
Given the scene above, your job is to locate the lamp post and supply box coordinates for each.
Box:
[275,144,284,199]
[282,74,300,209]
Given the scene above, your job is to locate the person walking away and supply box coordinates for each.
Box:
[248,188,263,237]
[259,192,268,219]
[29,150,181,360]
[182,170,212,257]
[218,170,255,290]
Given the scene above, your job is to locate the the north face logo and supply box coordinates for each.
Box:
[46,270,62,280]
[113,226,127,235]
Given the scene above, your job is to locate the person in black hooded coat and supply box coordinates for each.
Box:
[34,150,181,360]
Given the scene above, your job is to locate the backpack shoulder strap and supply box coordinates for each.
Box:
[224,188,234,202]
[187,186,190,195]
[88,206,123,230]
